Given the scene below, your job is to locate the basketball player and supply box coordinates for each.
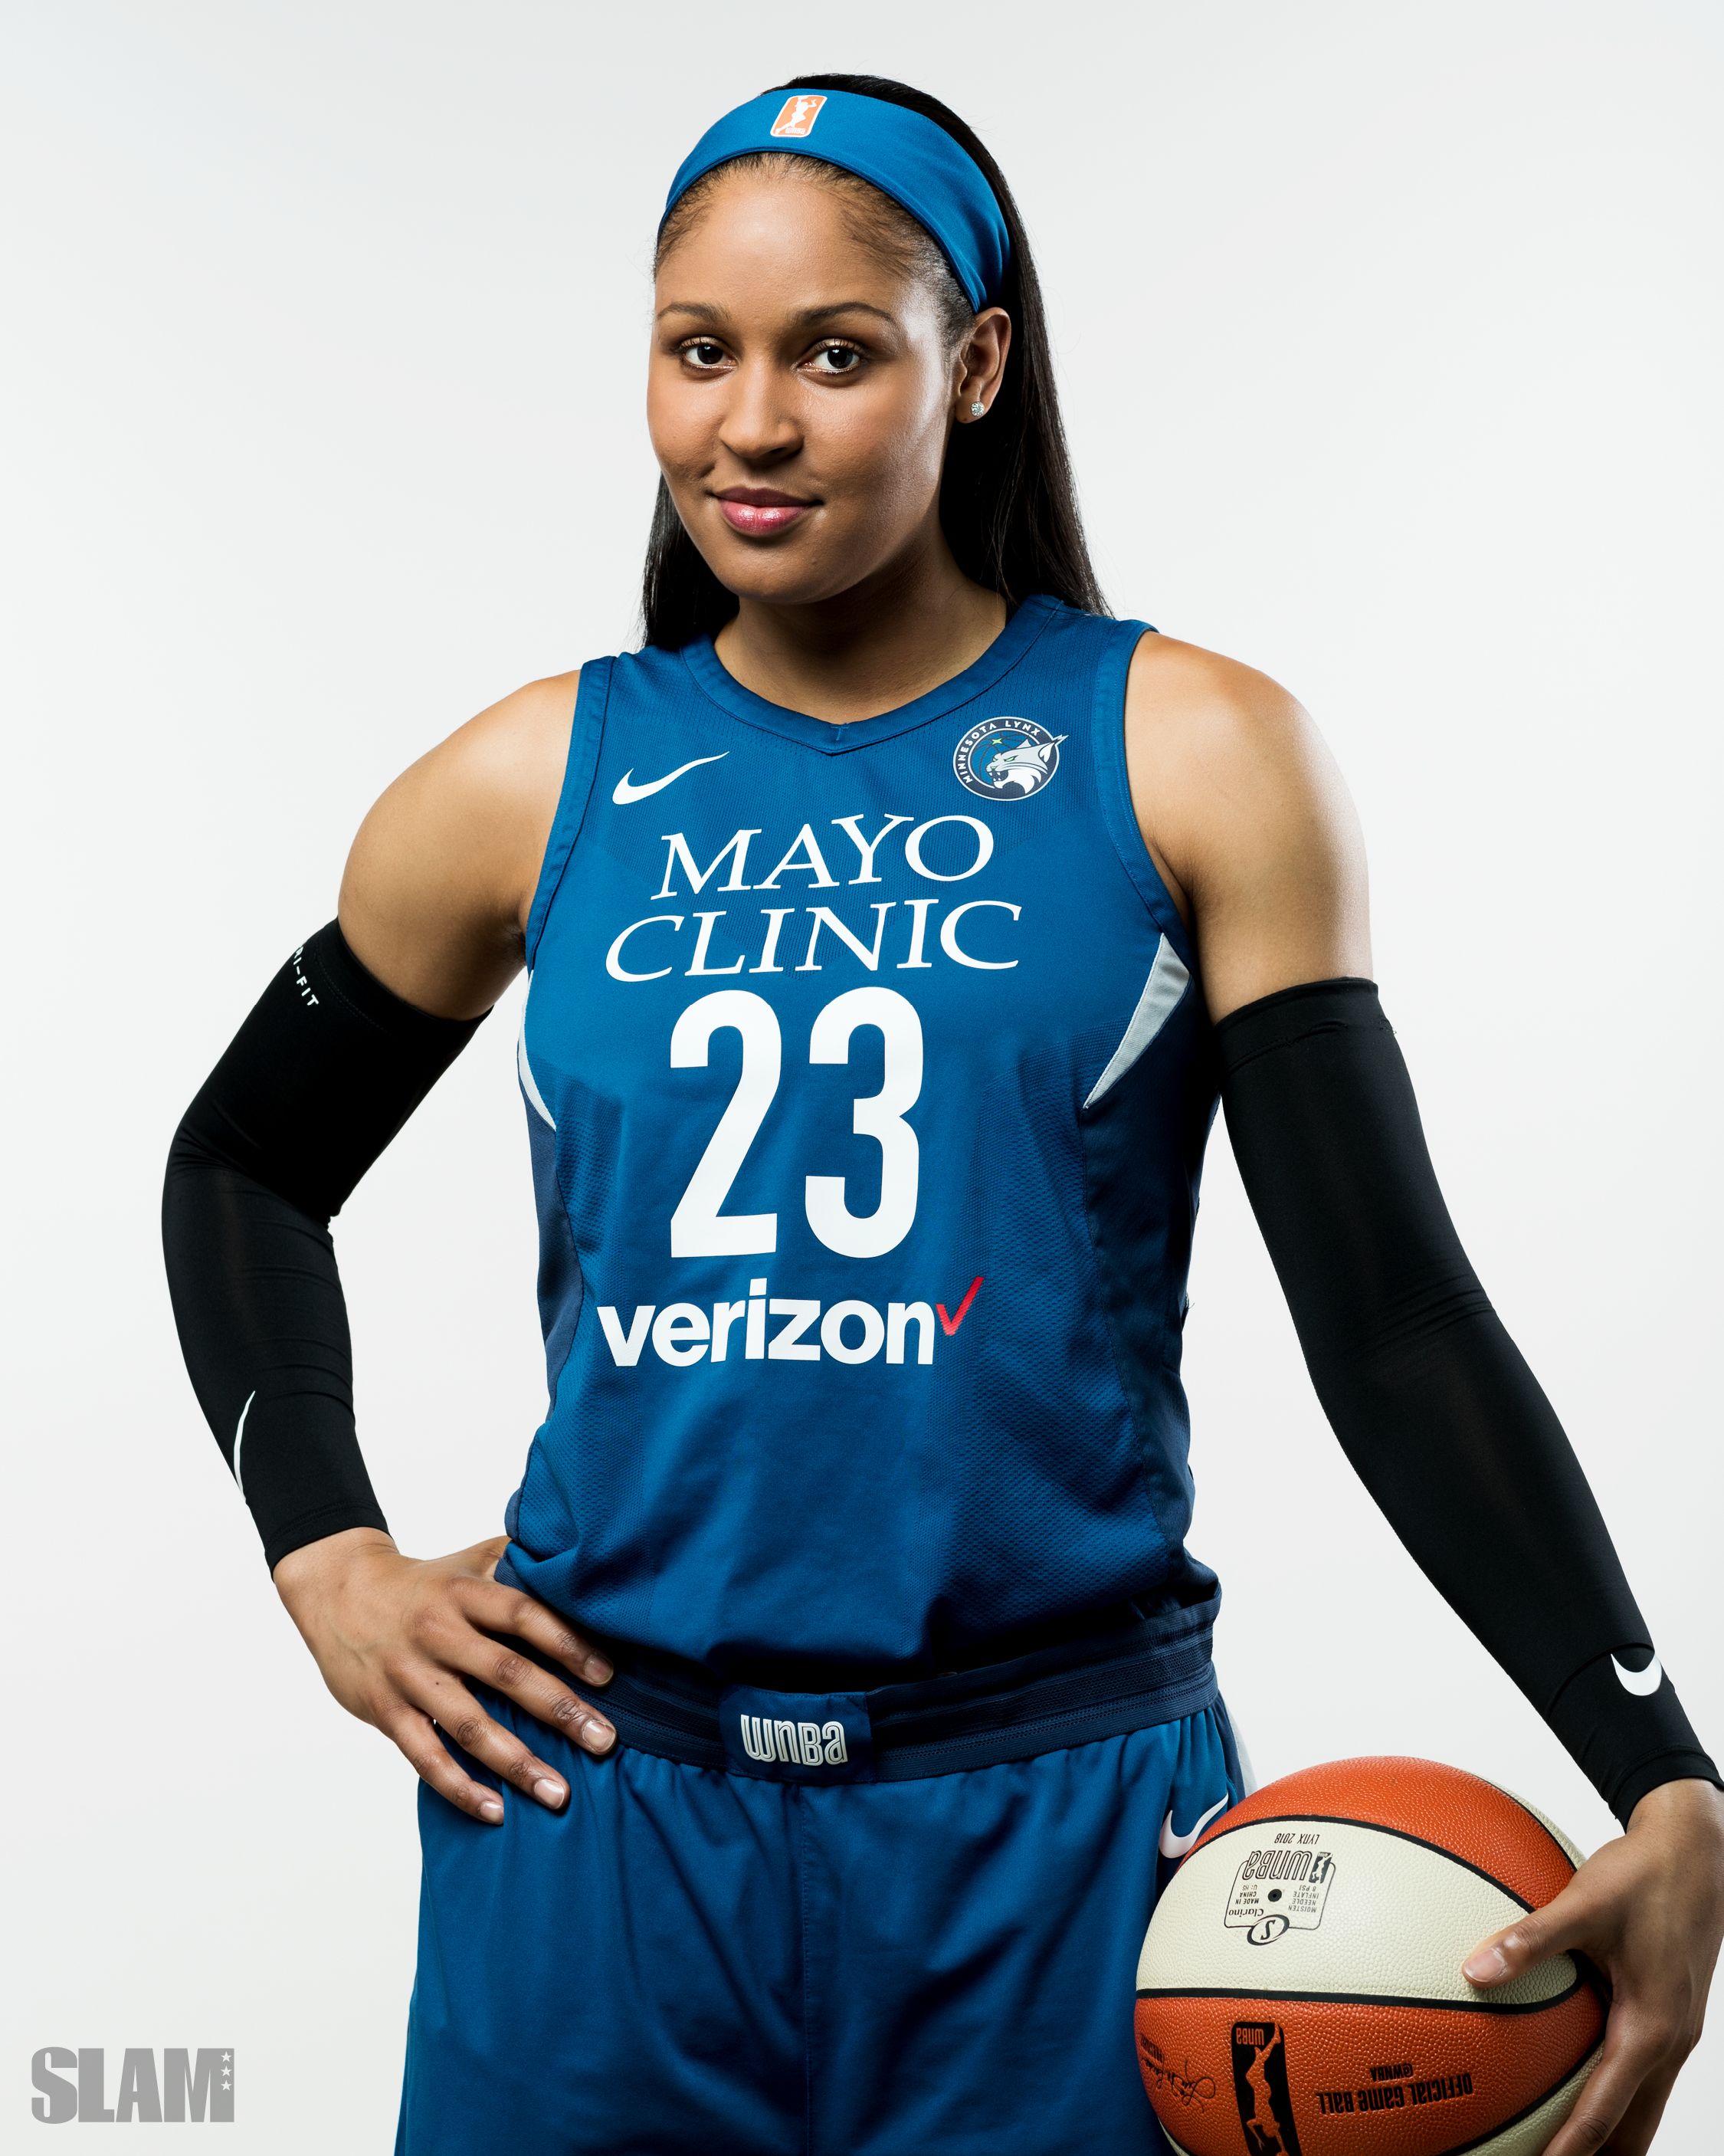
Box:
[163,76,1724,2154]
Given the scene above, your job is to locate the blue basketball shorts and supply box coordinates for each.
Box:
[393,1615,1247,2155]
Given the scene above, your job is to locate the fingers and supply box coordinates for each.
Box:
[1463,1789,1722,2152]
[451,1583,620,1754]
[1463,1878,1599,1987]
[385,1703,507,1826]
[1534,1983,1698,2156]
[1534,2017,1655,2156]
[1597,2055,1682,2156]
[461,1577,614,1688]
[447,1633,618,1764]
[359,1577,621,1824]
[392,1663,604,1821]
[405,1582,617,1762]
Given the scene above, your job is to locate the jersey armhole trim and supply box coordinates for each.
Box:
[523,658,612,969]
[1090,620,1198,969]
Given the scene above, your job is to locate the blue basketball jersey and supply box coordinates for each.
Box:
[499,595,1221,1679]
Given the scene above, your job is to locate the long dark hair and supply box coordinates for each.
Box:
[641,71,1107,648]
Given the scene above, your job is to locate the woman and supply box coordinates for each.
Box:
[164,74,1723,2155]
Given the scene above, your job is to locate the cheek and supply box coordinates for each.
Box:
[646,366,711,477]
[821,372,949,514]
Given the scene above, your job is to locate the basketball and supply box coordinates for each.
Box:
[1135,1757,1606,2154]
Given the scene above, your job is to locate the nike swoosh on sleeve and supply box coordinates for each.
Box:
[1159,1793,1230,1860]
[611,752,728,804]
[232,1389,256,1500]
[1611,1651,1663,1697]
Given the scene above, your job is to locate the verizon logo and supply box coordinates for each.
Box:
[597,1276,982,1368]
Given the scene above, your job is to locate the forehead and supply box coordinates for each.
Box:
[654,166,917,316]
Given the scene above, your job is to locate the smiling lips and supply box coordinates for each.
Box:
[715,487,815,537]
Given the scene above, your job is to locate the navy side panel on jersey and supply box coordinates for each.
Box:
[500,596,1221,1679]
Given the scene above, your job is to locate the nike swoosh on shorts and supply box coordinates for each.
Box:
[1612,1650,1663,1697]
[612,753,728,805]
[1159,1793,1229,1860]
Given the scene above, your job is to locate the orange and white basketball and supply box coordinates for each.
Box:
[1135,1757,1604,2154]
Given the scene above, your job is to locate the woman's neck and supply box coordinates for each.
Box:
[713,536,1009,724]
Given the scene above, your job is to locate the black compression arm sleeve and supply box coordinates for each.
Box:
[1216,977,1719,1826]
[162,923,485,1571]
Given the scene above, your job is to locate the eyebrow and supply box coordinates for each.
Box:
[654,300,901,327]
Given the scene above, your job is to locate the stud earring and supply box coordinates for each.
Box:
[969,400,986,418]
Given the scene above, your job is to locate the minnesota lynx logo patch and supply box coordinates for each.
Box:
[953,718,1064,802]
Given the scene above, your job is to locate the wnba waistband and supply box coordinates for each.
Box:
[582,1596,1220,1784]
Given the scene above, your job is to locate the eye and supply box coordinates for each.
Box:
[678,339,730,372]
[804,340,866,379]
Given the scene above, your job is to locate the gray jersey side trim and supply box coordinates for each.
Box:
[1083,935,1191,1108]
[518,1002,557,1130]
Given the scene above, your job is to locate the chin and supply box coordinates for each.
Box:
[702,537,860,610]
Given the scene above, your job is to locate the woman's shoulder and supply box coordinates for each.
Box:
[1119,624,1364,933]
[392,666,583,824]
[1123,626,1335,814]
[336,669,584,1008]
[367,667,583,866]
[457,665,584,777]
[1123,625,1303,741]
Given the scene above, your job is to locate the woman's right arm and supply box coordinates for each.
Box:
[163,670,621,1822]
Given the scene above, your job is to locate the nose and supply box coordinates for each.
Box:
[718,354,802,468]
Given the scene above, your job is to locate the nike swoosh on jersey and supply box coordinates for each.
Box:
[1612,1650,1663,1697]
[611,753,728,805]
[1159,1793,1229,1860]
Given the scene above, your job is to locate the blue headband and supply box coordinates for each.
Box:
[661,89,1010,311]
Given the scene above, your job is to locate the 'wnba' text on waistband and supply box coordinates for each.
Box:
[718,1685,875,1781]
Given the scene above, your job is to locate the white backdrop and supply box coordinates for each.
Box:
[5,1,1719,2144]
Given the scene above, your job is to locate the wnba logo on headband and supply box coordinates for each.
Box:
[663,87,1012,311]
[770,94,826,139]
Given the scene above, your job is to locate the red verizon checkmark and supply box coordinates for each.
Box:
[936,1276,983,1334]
